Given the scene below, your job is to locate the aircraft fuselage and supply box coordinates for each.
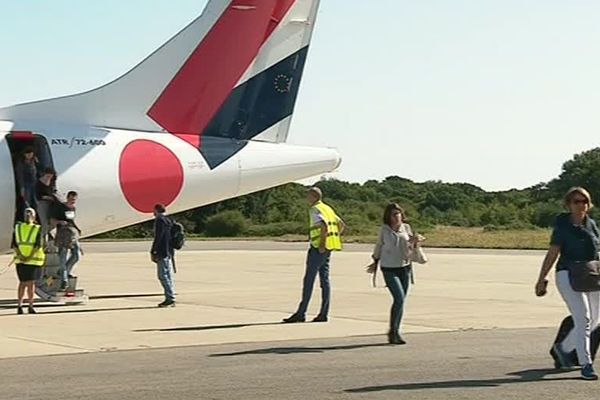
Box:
[0,120,340,252]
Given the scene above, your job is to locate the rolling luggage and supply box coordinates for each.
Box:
[551,316,600,367]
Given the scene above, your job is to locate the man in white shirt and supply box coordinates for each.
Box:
[283,187,344,323]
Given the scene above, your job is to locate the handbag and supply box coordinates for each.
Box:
[410,245,428,264]
[405,224,428,264]
[567,261,600,292]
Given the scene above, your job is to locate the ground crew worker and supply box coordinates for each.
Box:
[12,207,46,314]
[283,187,345,323]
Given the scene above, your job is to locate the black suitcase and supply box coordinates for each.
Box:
[551,316,600,367]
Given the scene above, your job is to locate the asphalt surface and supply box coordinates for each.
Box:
[1,328,596,400]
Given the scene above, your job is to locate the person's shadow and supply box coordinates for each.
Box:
[345,368,580,393]
[211,342,389,357]
[135,322,283,333]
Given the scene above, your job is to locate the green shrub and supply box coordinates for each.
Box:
[205,210,248,237]
[340,214,378,236]
[245,222,305,236]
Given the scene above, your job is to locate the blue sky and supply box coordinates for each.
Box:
[1,0,599,191]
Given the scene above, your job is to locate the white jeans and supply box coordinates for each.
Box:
[556,270,600,365]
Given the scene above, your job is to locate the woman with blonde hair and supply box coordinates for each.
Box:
[535,187,600,380]
[368,203,423,344]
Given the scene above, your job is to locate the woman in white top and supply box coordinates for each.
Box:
[369,203,419,344]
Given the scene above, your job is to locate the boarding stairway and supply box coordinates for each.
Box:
[35,240,88,305]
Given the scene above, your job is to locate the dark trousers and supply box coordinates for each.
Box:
[381,266,412,334]
[296,247,331,318]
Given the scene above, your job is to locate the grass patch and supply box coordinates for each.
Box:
[85,226,552,250]
[297,226,551,249]
[418,226,550,250]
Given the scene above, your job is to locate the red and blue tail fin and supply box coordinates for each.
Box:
[0,0,321,168]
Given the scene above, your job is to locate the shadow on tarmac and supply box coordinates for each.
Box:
[37,306,159,315]
[345,368,581,393]
[211,342,390,357]
[0,305,158,315]
[88,293,164,300]
[135,322,284,333]
[0,293,163,308]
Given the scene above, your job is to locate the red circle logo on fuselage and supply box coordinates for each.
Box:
[119,140,184,213]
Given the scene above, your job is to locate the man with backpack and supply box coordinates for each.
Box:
[151,204,176,307]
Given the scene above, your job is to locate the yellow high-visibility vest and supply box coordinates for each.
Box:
[309,201,342,251]
[14,222,45,266]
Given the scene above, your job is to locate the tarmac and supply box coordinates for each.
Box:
[0,241,589,399]
[1,328,592,400]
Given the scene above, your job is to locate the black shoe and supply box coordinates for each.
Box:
[28,306,37,314]
[282,314,305,323]
[17,306,23,315]
[60,281,68,290]
[388,331,406,345]
[312,315,328,323]
[387,331,396,344]
[158,300,175,308]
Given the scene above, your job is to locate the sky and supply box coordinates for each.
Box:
[1,0,600,191]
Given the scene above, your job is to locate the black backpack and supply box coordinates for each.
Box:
[170,220,186,250]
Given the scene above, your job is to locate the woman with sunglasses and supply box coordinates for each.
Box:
[535,187,600,380]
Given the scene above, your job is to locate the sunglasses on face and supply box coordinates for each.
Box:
[572,199,589,205]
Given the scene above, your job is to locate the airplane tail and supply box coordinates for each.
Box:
[0,0,321,167]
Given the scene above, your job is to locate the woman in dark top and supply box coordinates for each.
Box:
[535,187,600,380]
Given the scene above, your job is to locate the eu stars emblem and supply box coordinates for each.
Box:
[274,74,292,93]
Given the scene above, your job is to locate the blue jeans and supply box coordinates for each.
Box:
[381,266,412,334]
[296,247,331,318]
[59,241,80,283]
[157,256,175,302]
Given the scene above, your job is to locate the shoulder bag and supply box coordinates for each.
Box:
[567,261,600,292]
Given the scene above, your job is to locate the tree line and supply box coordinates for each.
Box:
[96,147,600,239]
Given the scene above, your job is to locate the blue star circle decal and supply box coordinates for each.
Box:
[274,74,292,93]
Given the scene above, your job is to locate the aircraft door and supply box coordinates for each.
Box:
[4,131,55,231]
[0,134,16,251]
